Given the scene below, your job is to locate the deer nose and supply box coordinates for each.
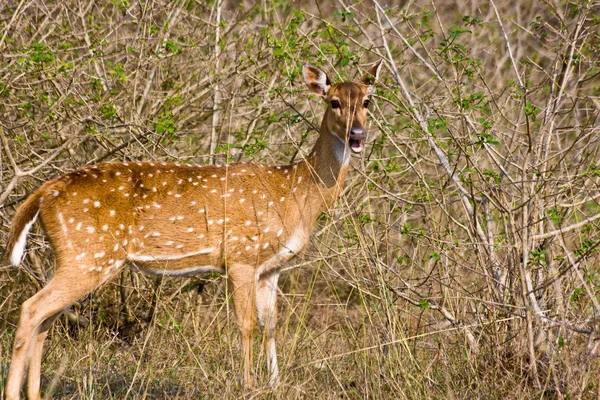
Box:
[350,127,366,140]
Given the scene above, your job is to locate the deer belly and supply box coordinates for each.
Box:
[127,245,223,276]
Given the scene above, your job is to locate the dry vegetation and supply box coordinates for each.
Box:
[1,0,600,398]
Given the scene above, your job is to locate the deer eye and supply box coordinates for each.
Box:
[363,99,370,108]
[331,100,340,109]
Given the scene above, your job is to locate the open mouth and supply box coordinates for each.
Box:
[349,139,364,153]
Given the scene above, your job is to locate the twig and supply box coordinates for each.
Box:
[209,0,223,164]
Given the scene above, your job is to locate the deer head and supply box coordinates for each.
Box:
[302,61,382,156]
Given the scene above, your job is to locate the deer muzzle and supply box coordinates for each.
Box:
[349,127,366,153]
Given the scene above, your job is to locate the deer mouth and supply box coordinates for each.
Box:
[349,139,364,153]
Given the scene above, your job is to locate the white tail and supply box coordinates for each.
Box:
[4,60,382,398]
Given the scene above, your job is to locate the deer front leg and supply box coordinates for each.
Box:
[228,264,257,390]
[256,272,280,388]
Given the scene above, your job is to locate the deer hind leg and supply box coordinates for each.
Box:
[228,264,257,390]
[5,258,125,400]
[25,312,61,400]
[256,272,280,388]
[5,284,63,400]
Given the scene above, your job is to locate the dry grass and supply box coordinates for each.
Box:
[1,0,600,398]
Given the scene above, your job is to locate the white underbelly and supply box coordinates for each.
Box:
[132,263,224,277]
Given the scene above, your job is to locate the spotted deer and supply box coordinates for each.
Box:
[4,60,382,399]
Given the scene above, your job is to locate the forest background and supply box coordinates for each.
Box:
[1,0,599,398]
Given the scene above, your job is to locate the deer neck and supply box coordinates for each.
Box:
[303,113,351,209]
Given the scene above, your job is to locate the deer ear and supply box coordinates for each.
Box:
[360,60,383,94]
[303,64,331,97]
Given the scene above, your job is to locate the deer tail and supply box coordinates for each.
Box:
[4,189,43,266]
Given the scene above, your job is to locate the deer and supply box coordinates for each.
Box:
[3,60,382,399]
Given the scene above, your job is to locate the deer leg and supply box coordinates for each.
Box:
[6,284,61,400]
[228,264,256,390]
[25,312,61,400]
[6,262,123,400]
[256,272,280,388]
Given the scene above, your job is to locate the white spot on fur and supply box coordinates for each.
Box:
[57,212,68,235]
